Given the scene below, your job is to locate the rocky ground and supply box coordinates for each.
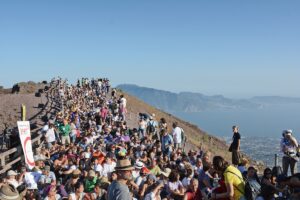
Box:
[0,82,48,132]
[0,93,47,132]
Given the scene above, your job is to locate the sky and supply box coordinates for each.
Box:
[0,0,299,98]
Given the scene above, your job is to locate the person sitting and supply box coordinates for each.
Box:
[277,173,300,199]
[256,185,277,200]
[260,168,282,195]
[210,156,245,200]
[183,178,202,200]
[244,166,261,200]
[167,170,185,200]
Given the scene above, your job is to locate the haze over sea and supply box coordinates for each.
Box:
[172,103,300,169]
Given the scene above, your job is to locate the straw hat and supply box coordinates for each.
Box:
[0,184,21,200]
[115,159,134,171]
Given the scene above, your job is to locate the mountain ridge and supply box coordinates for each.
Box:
[117,84,263,112]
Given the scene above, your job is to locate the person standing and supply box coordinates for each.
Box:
[172,122,183,150]
[281,129,298,176]
[161,129,173,158]
[229,125,241,166]
[107,159,134,200]
[59,118,71,145]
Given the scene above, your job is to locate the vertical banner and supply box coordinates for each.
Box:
[17,121,35,169]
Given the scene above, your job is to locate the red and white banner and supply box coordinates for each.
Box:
[17,121,35,169]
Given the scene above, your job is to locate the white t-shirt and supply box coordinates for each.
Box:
[45,128,56,143]
[168,180,183,191]
[24,172,42,186]
[94,164,103,173]
[132,170,140,180]
[172,127,182,144]
[120,97,127,108]
[42,125,49,132]
[102,162,116,177]
[44,194,61,200]
[69,193,85,200]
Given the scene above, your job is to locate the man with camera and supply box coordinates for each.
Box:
[281,130,299,176]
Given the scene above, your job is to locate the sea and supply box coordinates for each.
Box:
[171,103,300,171]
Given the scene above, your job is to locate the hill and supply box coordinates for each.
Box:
[117,84,261,112]
[121,89,235,163]
[0,82,48,132]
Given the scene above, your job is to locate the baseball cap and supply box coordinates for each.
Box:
[7,170,18,176]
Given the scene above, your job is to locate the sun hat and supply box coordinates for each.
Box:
[160,168,172,178]
[134,161,144,169]
[0,184,21,200]
[115,159,134,171]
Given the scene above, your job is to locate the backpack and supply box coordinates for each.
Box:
[180,128,186,143]
[244,179,261,200]
[147,121,156,133]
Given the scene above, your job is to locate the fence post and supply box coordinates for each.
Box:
[275,154,278,167]
[21,104,26,121]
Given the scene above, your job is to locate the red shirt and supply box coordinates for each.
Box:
[185,189,202,200]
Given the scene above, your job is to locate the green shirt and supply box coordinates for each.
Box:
[84,177,98,193]
[150,165,161,176]
[59,124,71,136]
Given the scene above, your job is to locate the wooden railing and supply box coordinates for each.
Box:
[0,83,59,175]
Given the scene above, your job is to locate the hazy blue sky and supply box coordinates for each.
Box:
[1,1,299,98]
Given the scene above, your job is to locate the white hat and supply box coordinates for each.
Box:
[7,170,18,176]
[135,161,144,169]
[283,129,293,136]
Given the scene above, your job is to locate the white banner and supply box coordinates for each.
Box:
[17,121,35,169]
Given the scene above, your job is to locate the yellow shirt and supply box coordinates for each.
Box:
[223,165,245,200]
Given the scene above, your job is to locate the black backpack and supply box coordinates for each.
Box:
[147,121,156,133]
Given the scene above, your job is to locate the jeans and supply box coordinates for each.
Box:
[282,156,297,176]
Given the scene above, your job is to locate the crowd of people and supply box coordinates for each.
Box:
[0,77,300,200]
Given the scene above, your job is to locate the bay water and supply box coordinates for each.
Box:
[171,103,300,170]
